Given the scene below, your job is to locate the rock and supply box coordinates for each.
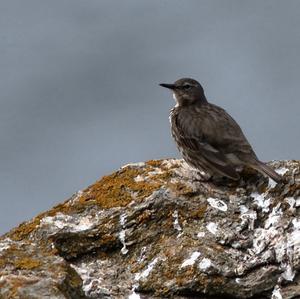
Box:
[0,159,300,299]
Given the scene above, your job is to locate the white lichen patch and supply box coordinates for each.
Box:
[140,167,165,181]
[147,169,164,177]
[0,238,12,252]
[71,261,109,297]
[40,213,96,232]
[285,197,296,210]
[247,191,300,284]
[135,257,159,281]
[134,175,145,182]
[264,204,282,229]
[268,178,277,189]
[71,190,83,203]
[207,197,227,212]
[172,210,182,232]
[180,251,201,268]
[292,218,300,229]
[137,246,147,263]
[251,192,271,213]
[128,290,141,299]
[239,205,249,214]
[240,209,257,230]
[276,167,289,176]
[197,231,205,238]
[162,158,183,169]
[277,226,299,282]
[119,213,128,255]
[41,214,73,229]
[121,162,145,169]
[271,285,283,299]
[251,227,279,255]
[281,263,295,281]
[198,258,212,271]
[290,229,300,248]
[206,222,218,235]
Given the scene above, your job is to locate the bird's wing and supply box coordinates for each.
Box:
[175,104,255,156]
[173,104,256,179]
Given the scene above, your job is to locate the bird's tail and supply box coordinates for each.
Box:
[251,160,284,184]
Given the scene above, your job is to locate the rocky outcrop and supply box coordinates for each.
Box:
[0,159,300,299]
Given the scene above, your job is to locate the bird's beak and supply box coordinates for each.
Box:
[159,83,176,90]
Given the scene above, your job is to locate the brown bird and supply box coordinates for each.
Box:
[160,78,283,183]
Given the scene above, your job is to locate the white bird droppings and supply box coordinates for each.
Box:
[292,218,300,229]
[119,213,128,255]
[276,167,289,176]
[251,192,271,213]
[121,162,145,169]
[134,175,145,182]
[128,290,141,299]
[70,262,106,297]
[181,251,201,268]
[207,197,228,212]
[264,204,282,229]
[0,238,12,252]
[206,222,218,235]
[240,209,257,230]
[135,258,159,281]
[197,231,205,238]
[199,258,212,270]
[41,213,95,232]
[271,285,283,299]
[281,263,295,281]
[285,197,296,210]
[268,178,277,189]
[172,210,182,231]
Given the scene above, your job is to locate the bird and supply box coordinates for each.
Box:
[160,77,283,183]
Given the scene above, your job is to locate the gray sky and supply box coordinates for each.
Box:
[1,0,299,234]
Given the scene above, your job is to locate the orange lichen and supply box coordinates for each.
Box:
[14,257,41,270]
[8,201,76,241]
[6,159,180,241]
[146,160,164,168]
[77,166,164,208]
[97,234,117,247]
[9,219,42,241]
[211,275,226,286]
[137,210,153,224]
[167,181,193,195]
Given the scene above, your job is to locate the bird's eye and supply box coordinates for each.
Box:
[183,84,192,90]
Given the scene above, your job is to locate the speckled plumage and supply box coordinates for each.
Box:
[160,78,283,183]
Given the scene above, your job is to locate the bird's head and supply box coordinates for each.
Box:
[160,78,207,106]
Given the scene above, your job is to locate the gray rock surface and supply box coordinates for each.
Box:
[0,159,300,299]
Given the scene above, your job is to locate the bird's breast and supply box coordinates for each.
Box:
[169,107,177,124]
[169,108,182,142]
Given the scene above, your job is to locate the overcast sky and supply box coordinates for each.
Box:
[1,0,299,234]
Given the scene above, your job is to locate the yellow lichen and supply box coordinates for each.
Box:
[14,257,41,270]
[77,167,163,208]
[146,159,165,168]
[8,219,42,241]
[7,159,180,241]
